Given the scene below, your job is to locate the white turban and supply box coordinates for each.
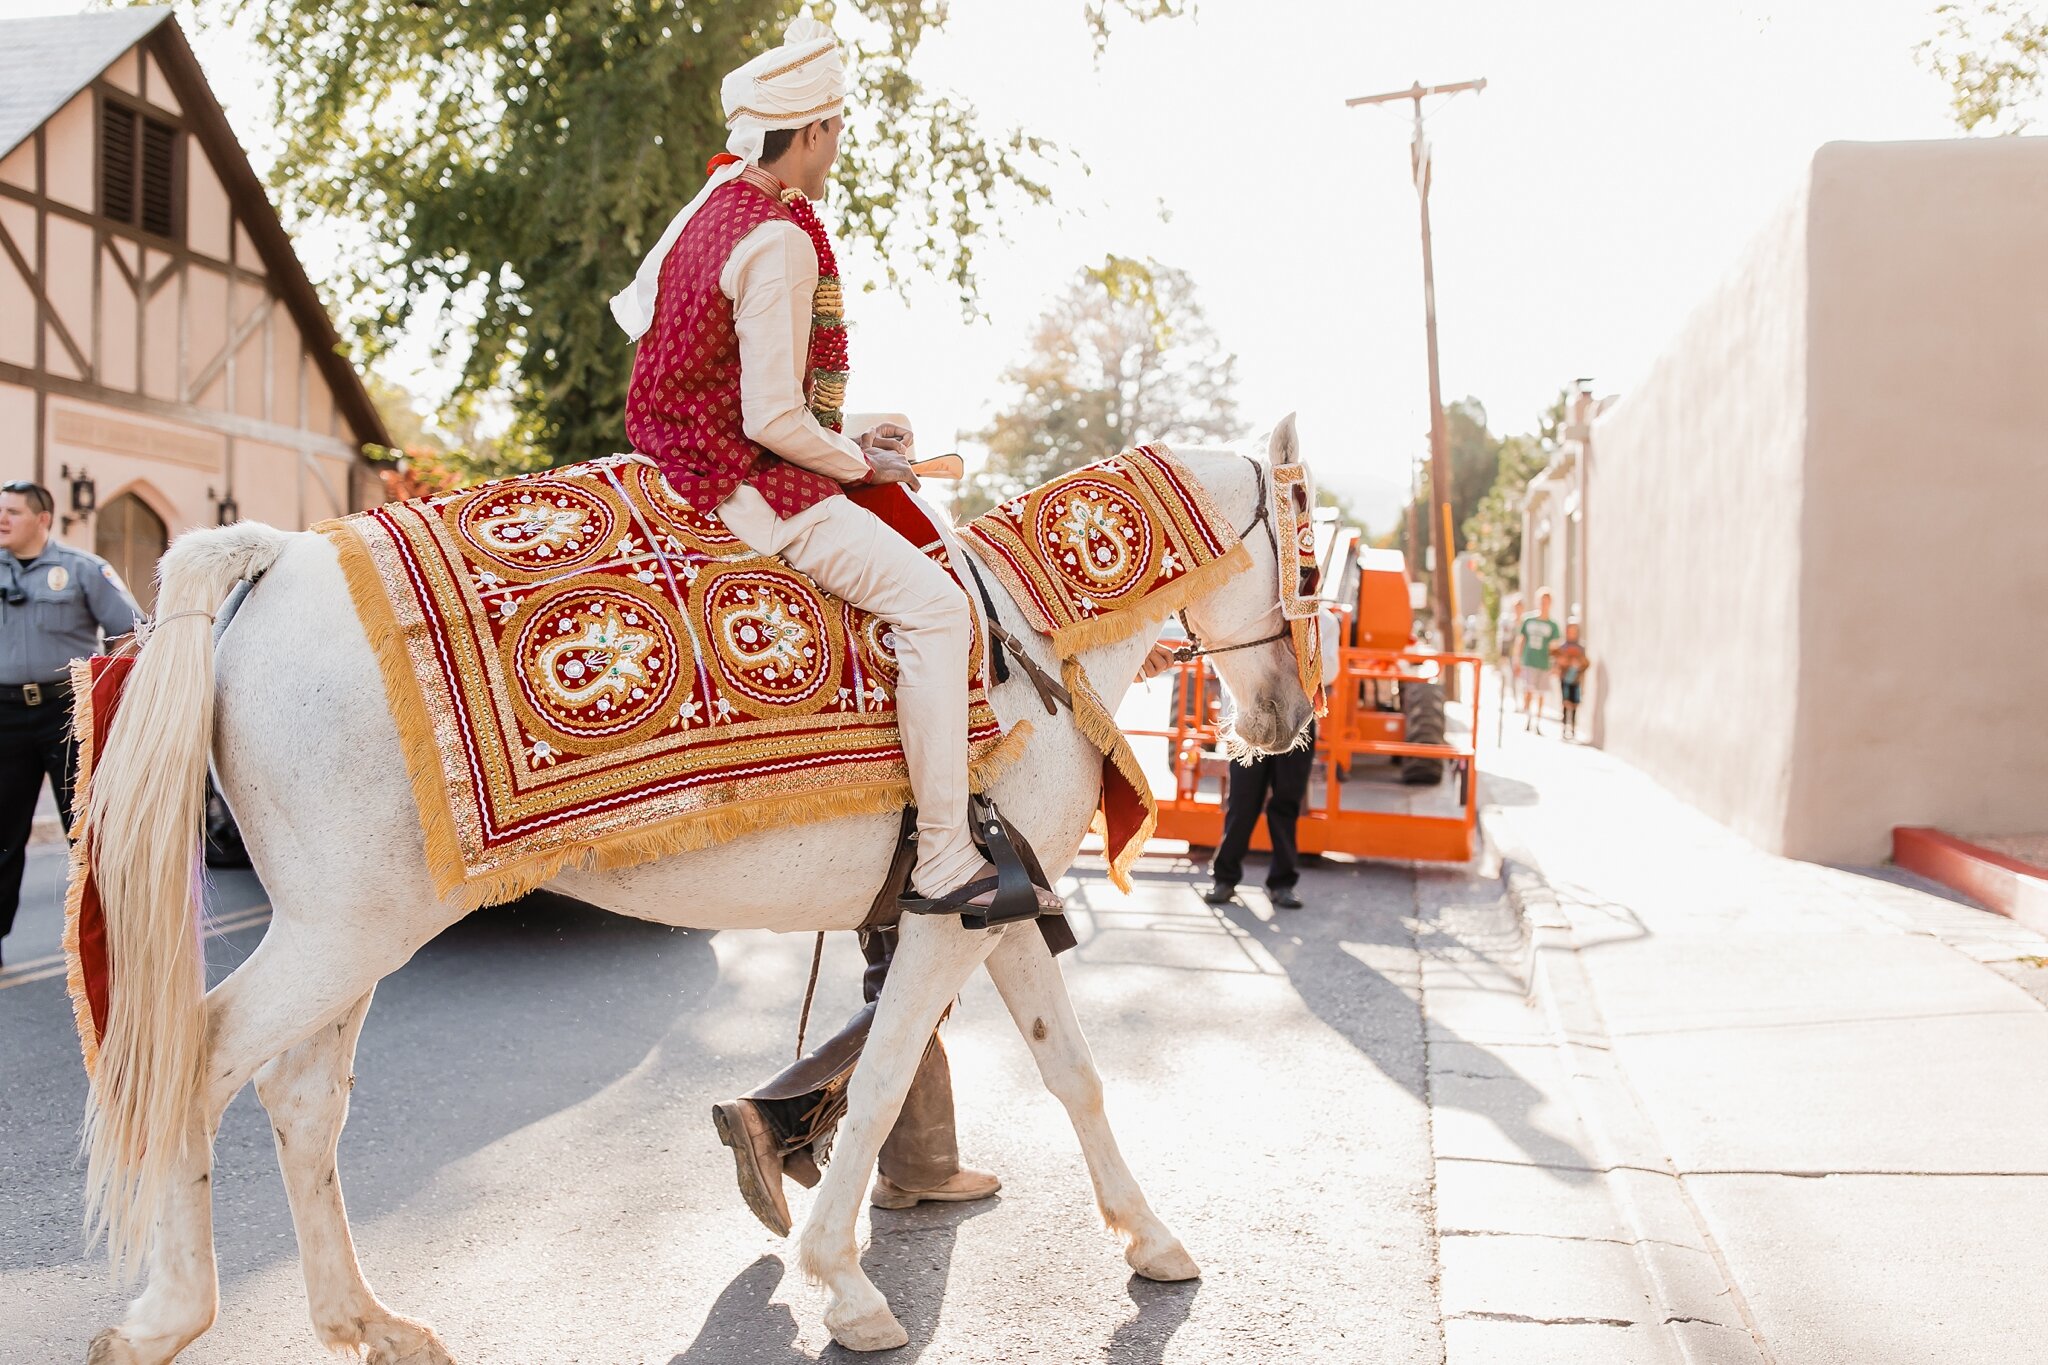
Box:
[610,15,849,340]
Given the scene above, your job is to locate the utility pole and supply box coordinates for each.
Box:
[1347,78,1485,657]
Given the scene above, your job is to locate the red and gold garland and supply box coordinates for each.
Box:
[708,154,850,434]
[780,189,849,433]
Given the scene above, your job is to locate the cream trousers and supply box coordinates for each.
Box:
[716,483,982,897]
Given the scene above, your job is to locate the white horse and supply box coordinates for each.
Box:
[77,421,1316,1364]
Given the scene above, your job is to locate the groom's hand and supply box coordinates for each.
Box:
[858,423,920,490]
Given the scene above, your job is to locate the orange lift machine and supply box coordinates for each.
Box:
[1131,520,1484,863]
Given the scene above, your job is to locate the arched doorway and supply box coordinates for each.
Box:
[95,491,168,613]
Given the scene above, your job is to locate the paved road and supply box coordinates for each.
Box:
[1,842,1503,1364]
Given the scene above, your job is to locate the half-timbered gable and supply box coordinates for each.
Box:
[0,7,389,605]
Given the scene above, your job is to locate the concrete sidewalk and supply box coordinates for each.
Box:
[1480,714,2048,1365]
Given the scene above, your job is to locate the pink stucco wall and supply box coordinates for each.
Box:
[1587,138,2048,863]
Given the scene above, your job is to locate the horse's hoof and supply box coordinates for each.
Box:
[1128,1239,1201,1282]
[85,1329,139,1365]
[825,1303,910,1352]
[362,1317,457,1365]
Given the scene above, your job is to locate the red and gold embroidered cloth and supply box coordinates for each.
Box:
[963,446,1253,888]
[961,446,1246,658]
[319,455,1018,907]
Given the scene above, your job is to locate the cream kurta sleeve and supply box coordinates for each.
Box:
[721,220,871,485]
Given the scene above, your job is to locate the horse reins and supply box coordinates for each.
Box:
[1172,455,1292,663]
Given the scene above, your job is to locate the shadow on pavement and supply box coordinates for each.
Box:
[1114,859,1595,1183]
[667,1198,1009,1364]
[199,891,712,1290]
[667,1255,804,1363]
[1476,771,1539,808]
[1105,1273,1201,1365]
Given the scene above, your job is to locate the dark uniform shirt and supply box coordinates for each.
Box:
[0,541,140,685]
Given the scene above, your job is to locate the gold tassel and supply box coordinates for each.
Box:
[61,656,103,1075]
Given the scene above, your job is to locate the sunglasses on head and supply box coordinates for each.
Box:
[0,481,54,517]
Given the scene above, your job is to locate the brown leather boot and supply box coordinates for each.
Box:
[871,1032,1003,1210]
[711,1099,792,1237]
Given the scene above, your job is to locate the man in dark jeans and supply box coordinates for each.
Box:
[1203,722,1315,909]
[0,481,140,966]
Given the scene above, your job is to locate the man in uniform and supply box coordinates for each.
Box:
[0,481,139,965]
[610,16,1057,1236]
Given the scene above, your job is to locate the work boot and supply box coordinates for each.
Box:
[871,1166,1002,1210]
[1202,882,1237,905]
[711,1099,792,1237]
[1270,887,1304,909]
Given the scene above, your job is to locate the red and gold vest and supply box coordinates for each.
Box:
[624,178,848,518]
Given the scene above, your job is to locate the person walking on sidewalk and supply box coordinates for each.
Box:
[1552,620,1589,741]
[1203,608,1340,910]
[1514,589,1562,734]
[0,481,139,967]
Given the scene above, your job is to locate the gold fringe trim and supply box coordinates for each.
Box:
[439,722,1032,913]
[1061,658,1157,894]
[323,510,1038,910]
[1045,540,1252,659]
[324,520,476,905]
[62,655,101,1076]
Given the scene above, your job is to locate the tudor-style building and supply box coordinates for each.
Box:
[0,7,389,608]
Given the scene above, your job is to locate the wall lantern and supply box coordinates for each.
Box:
[58,464,96,533]
[208,485,240,525]
[61,464,96,516]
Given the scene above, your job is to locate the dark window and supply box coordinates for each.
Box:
[98,96,182,241]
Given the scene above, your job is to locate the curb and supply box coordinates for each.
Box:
[1892,826,2048,936]
[1481,807,1771,1365]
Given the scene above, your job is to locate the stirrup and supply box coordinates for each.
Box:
[897,796,1056,930]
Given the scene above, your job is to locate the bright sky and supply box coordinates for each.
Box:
[5,0,1982,526]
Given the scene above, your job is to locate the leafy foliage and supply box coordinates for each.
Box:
[1459,391,1567,630]
[1391,398,1509,569]
[1918,1,2048,133]
[214,0,1179,468]
[953,255,1241,519]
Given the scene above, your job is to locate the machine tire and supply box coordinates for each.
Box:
[1398,681,1446,785]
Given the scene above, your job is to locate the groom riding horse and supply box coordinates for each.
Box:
[610,18,1057,1236]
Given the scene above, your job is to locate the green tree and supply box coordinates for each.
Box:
[1460,433,1547,628]
[211,0,1188,468]
[1391,397,1504,570]
[954,255,1241,518]
[1458,390,1569,631]
[1919,1,2048,133]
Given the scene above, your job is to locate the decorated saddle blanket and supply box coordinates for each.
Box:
[318,455,1020,908]
[961,444,1247,655]
[961,445,1251,887]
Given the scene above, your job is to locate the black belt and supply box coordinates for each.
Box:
[0,677,73,707]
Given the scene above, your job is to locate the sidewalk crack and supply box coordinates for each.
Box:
[1451,1311,1639,1328]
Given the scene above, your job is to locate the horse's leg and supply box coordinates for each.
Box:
[253,989,453,1365]
[83,1100,218,1365]
[796,914,1000,1352]
[91,911,450,1365]
[982,927,1199,1282]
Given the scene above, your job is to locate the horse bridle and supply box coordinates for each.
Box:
[1171,455,1293,663]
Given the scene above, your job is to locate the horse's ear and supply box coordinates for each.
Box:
[1267,413,1300,467]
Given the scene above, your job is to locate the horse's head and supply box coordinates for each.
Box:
[1177,416,1319,757]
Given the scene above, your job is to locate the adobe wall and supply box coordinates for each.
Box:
[1788,139,2048,860]
[1584,186,1812,855]
[1588,139,2048,862]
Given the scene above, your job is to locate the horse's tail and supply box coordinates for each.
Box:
[82,521,292,1278]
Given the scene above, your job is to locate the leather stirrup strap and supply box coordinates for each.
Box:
[964,794,1043,928]
[960,552,1071,715]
